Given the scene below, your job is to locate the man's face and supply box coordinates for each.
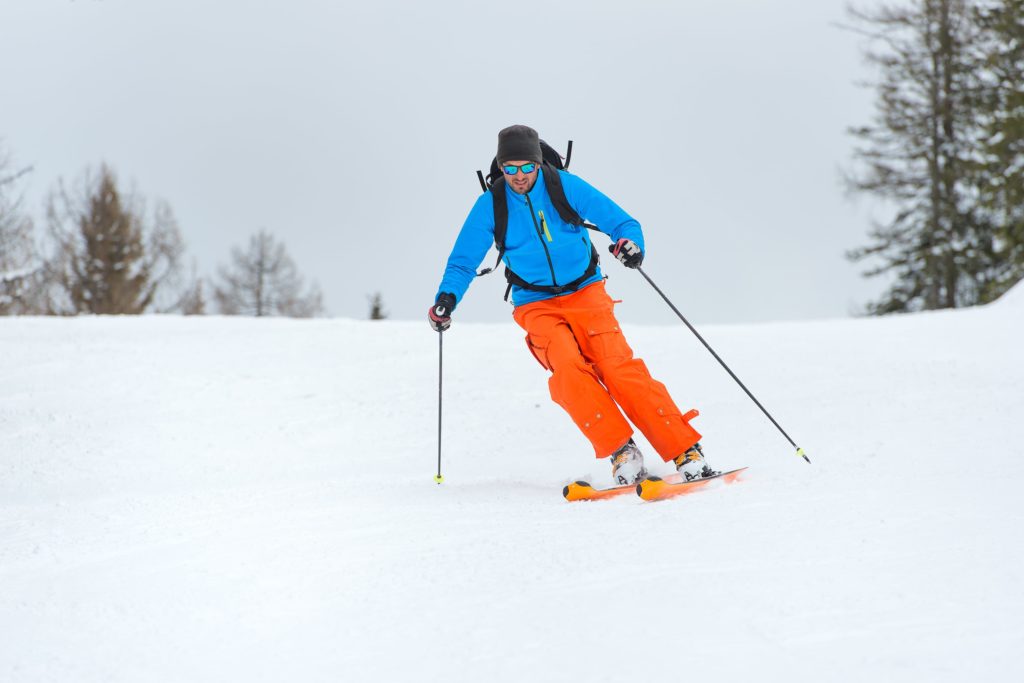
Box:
[501,160,539,194]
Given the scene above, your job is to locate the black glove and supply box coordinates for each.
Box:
[428,293,456,332]
[609,238,644,268]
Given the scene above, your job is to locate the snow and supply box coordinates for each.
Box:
[1,298,1022,682]
[993,277,1024,308]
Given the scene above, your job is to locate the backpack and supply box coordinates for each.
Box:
[475,140,601,301]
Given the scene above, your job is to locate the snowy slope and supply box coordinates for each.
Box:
[1,288,1022,682]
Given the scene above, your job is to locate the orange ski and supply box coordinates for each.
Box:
[563,473,683,502]
[635,468,748,502]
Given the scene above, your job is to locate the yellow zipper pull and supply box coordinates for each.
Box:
[538,210,554,242]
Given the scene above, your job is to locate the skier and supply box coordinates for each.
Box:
[429,124,715,485]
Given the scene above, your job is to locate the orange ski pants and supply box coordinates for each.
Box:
[513,281,701,460]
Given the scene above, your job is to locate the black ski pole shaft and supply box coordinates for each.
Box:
[435,329,445,483]
[637,266,810,464]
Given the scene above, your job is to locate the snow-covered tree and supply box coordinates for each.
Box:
[974,0,1024,300]
[845,0,1000,313]
[0,142,40,315]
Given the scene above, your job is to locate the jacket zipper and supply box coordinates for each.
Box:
[525,193,559,286]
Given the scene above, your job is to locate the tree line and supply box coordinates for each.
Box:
[7,0,1016,320]
[0,155,326,317]
[845,0,1023,313]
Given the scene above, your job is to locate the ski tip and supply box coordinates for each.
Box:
[637,475,664,496]
[563,481,596,502]
[636,476,667,501]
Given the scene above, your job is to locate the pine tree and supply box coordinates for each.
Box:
[368,292,388,320]
[213,230,323,317]
[974,0,1024,299]
[46,165,184,315]
[846,0,996,313]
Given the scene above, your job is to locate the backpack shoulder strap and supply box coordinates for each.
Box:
[541,165,587,228]
[490,175,509,251]
[476,175,508,277]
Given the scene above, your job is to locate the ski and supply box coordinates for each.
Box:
[635,467,748,502]
[563,472,683,502]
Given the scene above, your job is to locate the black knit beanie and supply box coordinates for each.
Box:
[496,125,542,164]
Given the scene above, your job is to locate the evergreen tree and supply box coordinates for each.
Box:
[974,0,1024,299]
[368,292,388,320]
[46,165,184,314]
[213,230,323,318]
[845,0,995,313]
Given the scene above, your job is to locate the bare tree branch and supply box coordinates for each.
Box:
[214,230,324,318]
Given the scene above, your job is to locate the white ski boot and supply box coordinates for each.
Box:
[611,439,648,486]
[673,442,717,482]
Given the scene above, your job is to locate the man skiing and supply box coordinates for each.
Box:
[429,124,715,486]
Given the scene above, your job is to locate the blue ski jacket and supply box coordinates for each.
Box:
[435,170,644,308]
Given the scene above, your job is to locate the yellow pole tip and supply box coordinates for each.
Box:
[434,474,445,484]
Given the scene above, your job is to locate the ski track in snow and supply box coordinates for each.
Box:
[1,291,1023,682]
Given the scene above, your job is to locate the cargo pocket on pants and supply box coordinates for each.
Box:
[525,334,551,370]
[583,312,631,362]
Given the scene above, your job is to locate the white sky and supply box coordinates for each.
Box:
[0,0,891,325]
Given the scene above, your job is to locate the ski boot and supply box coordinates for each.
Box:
[673,442,718,482]
[611,439,648,486]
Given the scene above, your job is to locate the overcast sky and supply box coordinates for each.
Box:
[1,0,892,325]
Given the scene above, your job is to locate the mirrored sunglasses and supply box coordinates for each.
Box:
[502,162,538,176]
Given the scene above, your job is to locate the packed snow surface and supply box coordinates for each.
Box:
[1,291,1022,682]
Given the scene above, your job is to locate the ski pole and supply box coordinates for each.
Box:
[637,266,811,464]
[435,327,445,484]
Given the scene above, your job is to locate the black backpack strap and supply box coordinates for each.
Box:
[477,176,508,277]
[540,165,583,227]
[540,165,600,233]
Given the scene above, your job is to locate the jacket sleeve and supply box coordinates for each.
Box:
[435,192,496,308]
[558,171,645,253]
